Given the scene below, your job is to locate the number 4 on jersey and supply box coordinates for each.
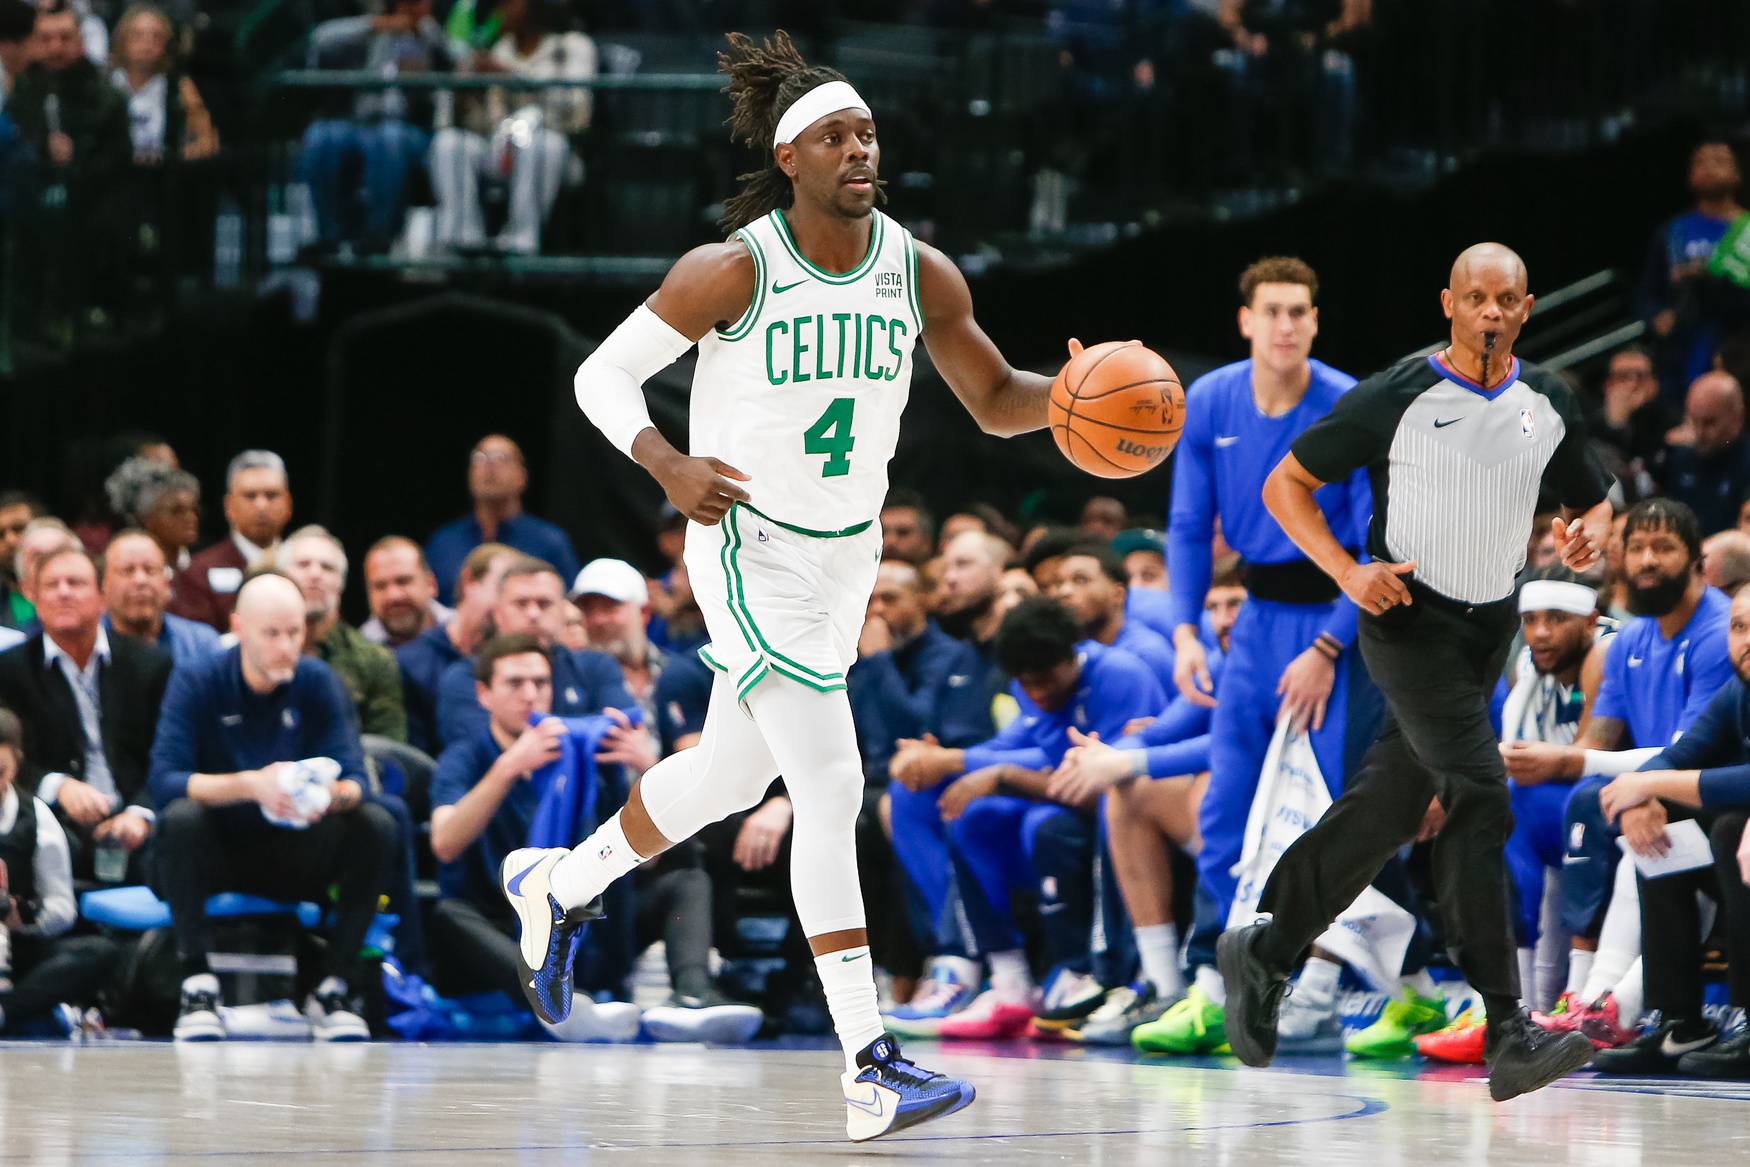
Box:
[804,397,856,478]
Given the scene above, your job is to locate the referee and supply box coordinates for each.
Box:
[1216,243,1615,1101]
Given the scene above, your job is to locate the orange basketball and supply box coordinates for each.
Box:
[1048,341,1185,479]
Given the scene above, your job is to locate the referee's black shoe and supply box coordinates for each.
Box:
[1484,1009,1597,1101]
[1592,1014,1718,1076]
[1217,922,1290,1068]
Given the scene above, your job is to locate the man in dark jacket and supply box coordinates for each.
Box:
[6,1,129,321]
[0,546,171,884]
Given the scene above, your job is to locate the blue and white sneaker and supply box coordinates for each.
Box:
[882,957,979,1038]
[501,847,603,1025]
[842,1032,975,1141]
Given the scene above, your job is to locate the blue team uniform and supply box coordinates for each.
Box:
[1560,587,1734,934]
[888,643,1163,966]
[1167,358,1375,927]
[1492,654,1588,944]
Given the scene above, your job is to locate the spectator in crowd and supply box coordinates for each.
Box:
[103,455,200,574]
[428,0,594,253]
[1078,496,1126,543]
[100,530,221,666]
[397,541,514,754]
[571,557,663,722]
[170,451,294,632]
[887,597,1165,1038]
[1702,530,1750,597]
[558,599,587,650]
[1637,142,1744,400]
[299,0,446,251]
[433,555,631,747]
[937,511,987,553]
[425,435,579,606]
[0,490,44,630]
[0,546,171,883]
[6,0,130,324]
[0,708,118,1035]
[278,525,407,741]
[426,634,644,1040]
[362,536,452,648]
[1113,528,1168,592]
[1050,541,1177,692]
[1592,584,1750,1078]
[147,573,398,1042]
[1656,371,1750,537]
[934,530,1017,727]
[107,3,216,165]
[1588,346,1671,475]
[0,0,36,96]
[6,519,81,641]
[880,490,936,568]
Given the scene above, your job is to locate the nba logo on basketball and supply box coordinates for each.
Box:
[1520,408,1535,437]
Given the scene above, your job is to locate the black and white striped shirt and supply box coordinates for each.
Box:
[1292,354,1611,606]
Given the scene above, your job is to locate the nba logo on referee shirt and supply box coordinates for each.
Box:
[1520,408,1535,437]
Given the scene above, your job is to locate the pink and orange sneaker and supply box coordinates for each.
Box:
[1576,993,1641,1049]
[937,989,1039,1040]
[1531,991,1585,1033]
[1415,1013,1487,1064]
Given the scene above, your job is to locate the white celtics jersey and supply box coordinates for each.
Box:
[691,207,922,535]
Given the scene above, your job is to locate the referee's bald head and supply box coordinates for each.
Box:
[1449,243,1528,294]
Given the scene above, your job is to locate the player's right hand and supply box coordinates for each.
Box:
[658,454,751,526]
[1339,559,1415,615]
[1172,632,1217,709]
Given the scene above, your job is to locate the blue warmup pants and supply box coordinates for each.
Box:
[889,778,977,957]
[949,795,1095,969]
[1505,780,1578,945]
[1199,599,1367,924]
[1559,775,1621,938]
[299,118,430,246]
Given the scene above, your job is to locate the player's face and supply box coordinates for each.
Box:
[780,111,879,220]
[1520,608,1594,676]
[1203,585,1246,651]
[1730,592,1750,683]
[1238,283,1317,376]
[1016,656,1081,713]
[1442,264,1532,358]
[1624,524,1696,617]
[480,652,554,731]
[1052,555,1120,632]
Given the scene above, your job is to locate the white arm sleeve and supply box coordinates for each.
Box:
[575,304,694,459]
[1581,746,1663,777]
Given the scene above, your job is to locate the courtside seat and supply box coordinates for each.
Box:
[80,886,323,932]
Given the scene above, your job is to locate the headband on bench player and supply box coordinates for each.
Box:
[773,81,872,148]
[1517,580,1598,617]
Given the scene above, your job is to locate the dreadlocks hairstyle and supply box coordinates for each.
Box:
[717,31,883,234]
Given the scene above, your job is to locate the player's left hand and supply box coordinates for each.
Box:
[1552,501,1612,572]
[1600,772,1656,821]
[595,707,659,776]
[1277,646,1336,732]
[1621,800,1670,858]
[938,766,1002,822]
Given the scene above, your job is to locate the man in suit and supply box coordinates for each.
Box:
[0,545,172,882]
[169,451,294,632]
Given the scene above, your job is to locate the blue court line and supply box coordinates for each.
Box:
[0,1095,1391,1161]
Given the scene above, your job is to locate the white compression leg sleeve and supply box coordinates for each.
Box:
[574,303,693,458]
[1581,856,1642,1001]
[550,675,779,911]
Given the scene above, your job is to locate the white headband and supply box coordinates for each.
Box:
[1519,579,1598,617]
[773,81,870,148]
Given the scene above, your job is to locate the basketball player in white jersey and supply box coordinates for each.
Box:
[498,32,1070,1142]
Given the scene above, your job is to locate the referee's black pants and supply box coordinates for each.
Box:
[1258,589,1522,1022]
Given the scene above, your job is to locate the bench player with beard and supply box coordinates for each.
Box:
[496,31,1084,1143]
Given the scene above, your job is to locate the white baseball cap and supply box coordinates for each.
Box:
[571,558,648,604]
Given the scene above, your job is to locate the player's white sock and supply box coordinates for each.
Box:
[1563,949,1595,999]
[987,949,1033,999]
[1194,964,1226,1007]
[1294,956,1342,1010]
[550,813,644,912]
[1612,958,1644,1023]
[1401,968,1438,1000]
[1134,924,1184,998]
[1516,948,1536,1008]
[816,947,884,1074]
